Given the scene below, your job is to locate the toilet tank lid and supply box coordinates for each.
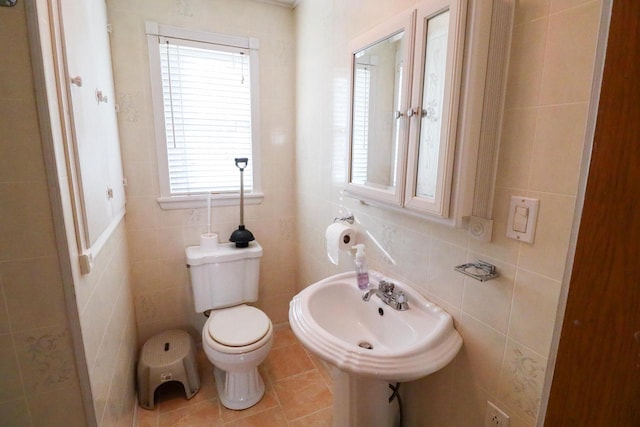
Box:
[186,241,263,266]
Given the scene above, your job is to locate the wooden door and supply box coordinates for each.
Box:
[544,0,640,425]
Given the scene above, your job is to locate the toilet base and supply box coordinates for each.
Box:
[214,366,265,410]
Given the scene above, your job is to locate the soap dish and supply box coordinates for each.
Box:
[454,261,499,282]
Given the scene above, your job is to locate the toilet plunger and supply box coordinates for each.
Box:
[229,158,255,248]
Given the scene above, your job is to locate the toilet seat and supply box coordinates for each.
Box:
[208,305,270,347]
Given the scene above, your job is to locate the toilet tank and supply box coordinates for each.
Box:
[186,241,262,312]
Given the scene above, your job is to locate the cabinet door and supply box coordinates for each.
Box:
[90,0,125,217]
[59,0,125,246]
[404,0,466,217]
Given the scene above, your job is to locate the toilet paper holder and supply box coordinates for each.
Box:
[334,214,355,224]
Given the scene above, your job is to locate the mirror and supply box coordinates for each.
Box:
[350,30,405,189]
[346,10,414,206]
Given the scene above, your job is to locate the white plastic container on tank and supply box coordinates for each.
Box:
[186,241,263,312]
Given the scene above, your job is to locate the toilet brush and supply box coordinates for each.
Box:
[229,158,255,248]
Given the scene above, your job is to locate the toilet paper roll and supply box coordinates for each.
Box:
[200,233,219,252]
[325,223,355,265]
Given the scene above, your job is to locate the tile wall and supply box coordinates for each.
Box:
[294,0,602,426]
[0,2,86,425]
[106,0,297,344]
[71,222,138,427]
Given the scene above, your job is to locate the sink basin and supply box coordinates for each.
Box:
[289,271,462,383]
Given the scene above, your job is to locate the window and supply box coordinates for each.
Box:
[146,22,262,209]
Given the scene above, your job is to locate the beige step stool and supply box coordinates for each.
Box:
[137,329,200,409]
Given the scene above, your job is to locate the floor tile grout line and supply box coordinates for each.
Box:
[287,404,334,424]
[271,366,322,385]
[303,349,334,393]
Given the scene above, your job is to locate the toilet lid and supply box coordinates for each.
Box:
[208,305,270,347]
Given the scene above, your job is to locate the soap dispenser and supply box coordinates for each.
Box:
[352,244,370,290]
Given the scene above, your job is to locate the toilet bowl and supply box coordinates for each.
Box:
[201,304,273,410]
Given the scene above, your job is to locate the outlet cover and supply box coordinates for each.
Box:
[484,401,509,427]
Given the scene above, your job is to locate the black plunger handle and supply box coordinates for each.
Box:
[235,158,249,171]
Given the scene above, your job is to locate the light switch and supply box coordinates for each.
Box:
[513,206,529,232]
[506,196,539,243]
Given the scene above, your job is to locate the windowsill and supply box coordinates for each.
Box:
[157,192,264,210]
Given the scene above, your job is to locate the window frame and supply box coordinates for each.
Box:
[146,21,263,209]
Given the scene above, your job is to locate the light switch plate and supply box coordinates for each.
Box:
[506,196,539,243]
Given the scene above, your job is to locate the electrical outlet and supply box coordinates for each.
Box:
[484,401,509,427]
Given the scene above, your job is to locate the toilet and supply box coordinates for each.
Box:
[186,240,273,410]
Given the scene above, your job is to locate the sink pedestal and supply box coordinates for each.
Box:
[332,369,399,427]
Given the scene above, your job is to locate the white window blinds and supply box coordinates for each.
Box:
[351,64,371,184]
[159,37,253,195]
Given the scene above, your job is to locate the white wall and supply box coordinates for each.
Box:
[294,0,602,425]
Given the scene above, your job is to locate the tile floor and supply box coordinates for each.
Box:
[136,325,334,427]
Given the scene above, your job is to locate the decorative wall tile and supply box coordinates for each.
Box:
[116,91,141,123]
[174,0,193,17]
[135,292,164,325]
[398,227,430,290]
[381,223,399,258]
[15,327,76,394]
[498,340,546,422]
[186,208,202,225]
[278,217,295,242]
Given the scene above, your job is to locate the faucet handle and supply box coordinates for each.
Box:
[394,291,409,311]
[379,280,395,294]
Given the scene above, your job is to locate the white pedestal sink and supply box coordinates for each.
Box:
[289,271,462,427]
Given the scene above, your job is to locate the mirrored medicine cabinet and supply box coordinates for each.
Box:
[345,0,514,236]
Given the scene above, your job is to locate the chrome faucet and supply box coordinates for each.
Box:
[362,280,409,311]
